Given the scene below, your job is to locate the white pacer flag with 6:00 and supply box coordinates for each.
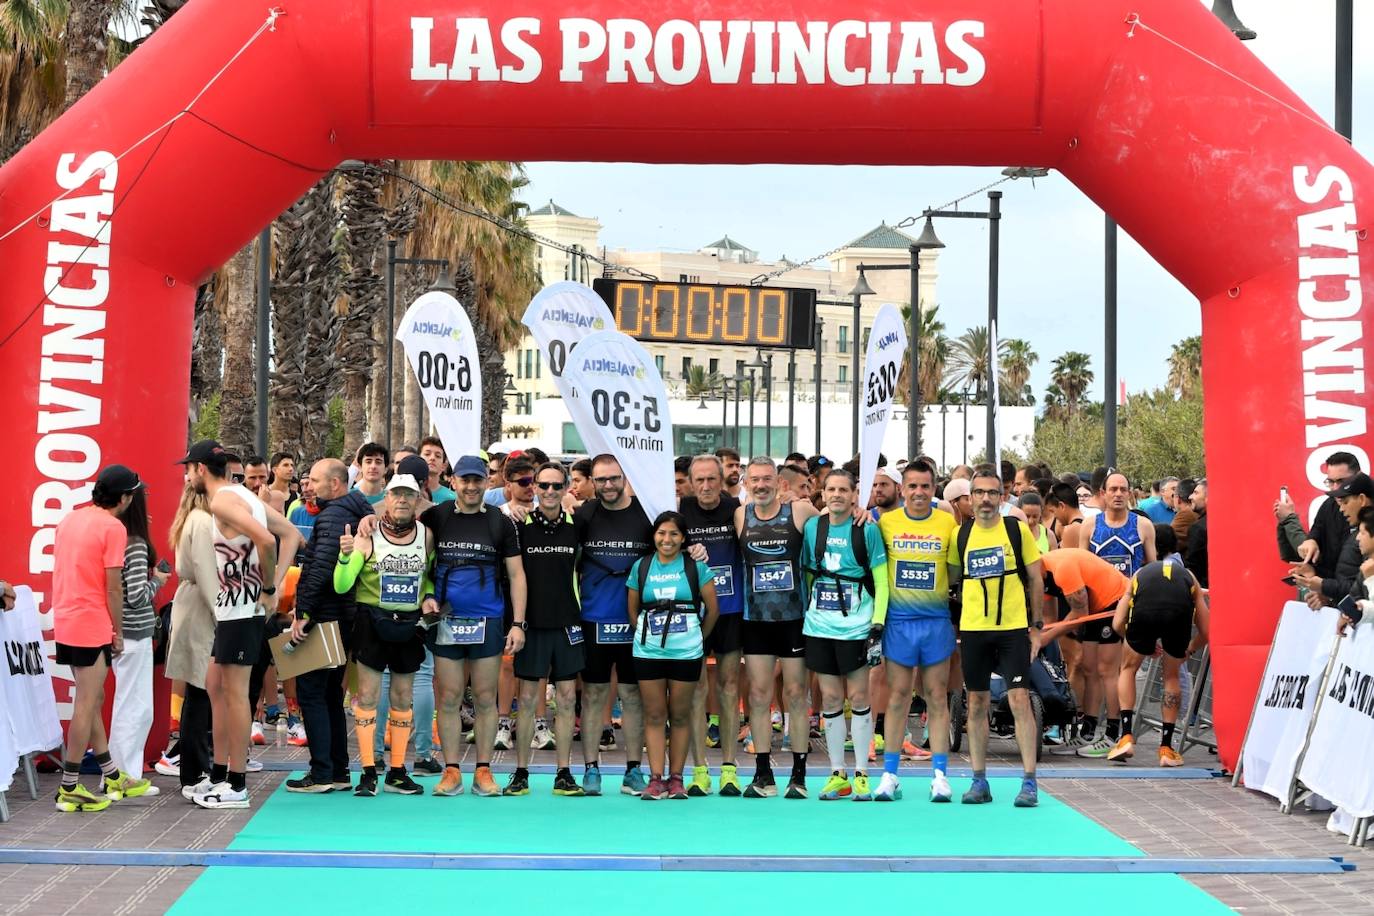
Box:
[857,303,908,509]
[396,291,482,454]
[520,282,616,457]
[562,330,674,524]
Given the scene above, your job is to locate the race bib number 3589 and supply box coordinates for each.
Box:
[966,546,1007,579]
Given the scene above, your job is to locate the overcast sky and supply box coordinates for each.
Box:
[523,3,1373,403]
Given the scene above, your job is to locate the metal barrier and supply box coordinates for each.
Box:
[1134,646,1216,755]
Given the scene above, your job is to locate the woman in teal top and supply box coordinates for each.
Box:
[627,511,719,801]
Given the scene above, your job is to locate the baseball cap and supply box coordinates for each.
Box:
[878,467,902,485]
[943,478,971,501]
[807,455,832,474]
[176,439,228,466]
[453,455,489,479]
[386,473,422,493]
[1334,472,1374,500]
[396,455,431,486]
[96,464,142,494]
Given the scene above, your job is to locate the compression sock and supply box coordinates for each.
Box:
[388,709,413,770]
[874,712,886,735]
[211,763,228,785]
[884,752,900,776]
[755,752,773,777]
[849,706,873,773]
[1106,718,1120,741]
[1080,715,1099,739]
[1120,709,1135,738]
[170,692,184,724]
[353,704,377,769]
[932,753,949,777]
[94,751,119,779]
[791,752,807,782]
[823,709,846,772]
[228,770,246,792]
[708,714,720,728]
[61,759,81,790]
[1161,722,1176,749]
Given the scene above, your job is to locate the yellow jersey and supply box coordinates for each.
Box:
[947,519,1041,631]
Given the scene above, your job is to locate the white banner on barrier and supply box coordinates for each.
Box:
[520,282,616,458]
[562,330,675,525]
[1240,601,1340,801]
[396,291,482,455]
[0,637,15,793]
[1298,624,1374,818]
[1,586,64,756]
[857,303,907,511]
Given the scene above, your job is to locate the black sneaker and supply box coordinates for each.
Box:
[784,776,808,800]
[355,772,378,797]
[552,771,585,796]
[743,770,777,798]
[384,770,424,795]
[413,756,442,776]
[503,771,530,796]
[285,775,334,794]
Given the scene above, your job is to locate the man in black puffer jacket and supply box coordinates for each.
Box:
[1294,473,1373,612]
[287,458,375,792]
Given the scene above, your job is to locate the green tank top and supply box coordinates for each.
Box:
[360,523,428,610]
[1033,525,1051,555]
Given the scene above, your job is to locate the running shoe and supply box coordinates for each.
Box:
[641,776,668,800]
[553,771,585,796]
[901,737,931,761]
[532,719,556,751]
[285,775,334,793]
[719,763,742,797]
[867,738,877,763]
[874,772,902,802]
[784,776,808,800]
[245,757,263,774]
[434,767,465,796]
[599,727,617,751]
[1050,734,1090,756]
[460,703,476,731]
[182,777,213,801]
[251,722,266,746]
[1044,725,1064,746]
[621,766,649,796]
[464,729,476,744]
[706,721,721,748]
[873,734,885,753]
[155,754,180,777]
[1158,746,1184,768]
[103,772,152,801]
[503,771,531,796]
[55,784,111,813]
[781,731,791,750]
[384,770,424,795]
[771,710,784,732]
[961,778,993,805]
[930,771,953,803]
[688,765,712,797]
[844,734,854,751]
[809,716,822,739]
[194,782,250,809]
[852,772,873,801]
[1076,735,1113,759]
[743,729,756,755]
[331,776,352,791]
[582,766,603,796]
[472,766,500,797]
[286,720,308,747]
[667,775,689,800]
[1107,735,1135,762]
[414,755,442,775]
[820,772,852,800]
[494,720,513,751]
[1014,778,1039,808]
[743,771,777,798]
[355,771,379,797]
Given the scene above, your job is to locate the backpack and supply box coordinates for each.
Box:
[635,555,702,648]
[804,515,876,617]
[955,517,1031,627]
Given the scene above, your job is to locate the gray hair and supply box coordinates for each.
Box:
[689,454,725,478]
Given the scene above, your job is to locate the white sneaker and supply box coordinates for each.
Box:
[1076,735,1113,759]
[286,722,307,747]
[874,772,902,802]
[155,755,180,777]
[251,722,266,746]
[182,777,214,801]
[245,757,263,773]
[1049,735,1090,756]
[142,784,161,797]
[193,781,249,809]
[531,719,556,751]
[494,720,512,751]
[929,771,953,803]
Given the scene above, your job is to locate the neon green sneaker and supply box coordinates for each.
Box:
[687,765,712,797]
[820,771,852,800]
[104,772,152,801]
[55,784,111,813]
[873,734,885,753]
[852,772,873,801]
[719,763,742,797]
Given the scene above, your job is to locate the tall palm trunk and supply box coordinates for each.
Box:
[62,0,114,108]
[218,242,258,453]
[338,169,386,457]
[188,279,223,429]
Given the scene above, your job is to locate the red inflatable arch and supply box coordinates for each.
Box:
[1,0,1370,769]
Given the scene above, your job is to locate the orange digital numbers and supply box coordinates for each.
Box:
[686,287,714,340]
[650,285,680,338]
[721,287,749,342]
[616,284,645,335]
[756,289,786,344]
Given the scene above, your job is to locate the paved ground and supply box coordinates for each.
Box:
[1,723,1368,915]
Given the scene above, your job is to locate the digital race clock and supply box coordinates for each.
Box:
[592,279,817,350]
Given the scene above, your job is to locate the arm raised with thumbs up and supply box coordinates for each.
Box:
[339,523,355,557]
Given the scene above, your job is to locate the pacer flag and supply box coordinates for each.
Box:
[396,292,482,455]
[520,282,616,458]
[858,303,908,510]
[2,586,64,756]
[1297,625,1374,818]
[562,330,674,524]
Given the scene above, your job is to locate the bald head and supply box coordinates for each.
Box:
[310,458,349,501]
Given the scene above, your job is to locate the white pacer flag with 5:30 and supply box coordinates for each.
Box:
[857,303,908,509]
[520,282,616,458]
[396,291,482,454]
[562,330,674,525]
[1297,622,1374,818]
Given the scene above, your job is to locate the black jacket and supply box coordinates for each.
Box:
[1308,495,1348,580]
[1185,512,1209,589]
[297,489,375,624]
[1321,526,1362,602]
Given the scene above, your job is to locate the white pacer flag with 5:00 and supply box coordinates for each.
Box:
[1297,623,1374,818]
[562,330,674,524]
[520,282,616,457]
[857,303,908,509]
[396,291,482,454]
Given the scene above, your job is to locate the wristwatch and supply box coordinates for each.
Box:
[262,586,277,596]
[514,620,528,632]
[1032,620,1044,630]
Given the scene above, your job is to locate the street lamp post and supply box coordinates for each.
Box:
[787,348,796,454]
[814,317,824,455]
[747,367,757,457]
[720,378,732,451]
[255,226,270,458]
[961,387,971,464]
[1104,215,1118,467]
[733,373,743,450]
[848,272,875,456]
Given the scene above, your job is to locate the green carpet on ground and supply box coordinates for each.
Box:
[223,774,1138,857]
[171,869,1232,915]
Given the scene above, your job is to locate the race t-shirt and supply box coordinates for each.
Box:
[949,520,1041,632]
[335,523,432,611]
[627,554,711,660]
[879,506,956,620]
[801,515,887,641]
[421,504,519,619]
[1040,548,1128,614]
[51,506,128,648]
[519,511,581,628]
[575,497,653,625]
[679,494,744,616]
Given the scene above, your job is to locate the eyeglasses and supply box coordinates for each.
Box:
[536,481,565,491]
[1326,476,1350,487]
[231,473,246,483]
[971,488,1003,498]
[592,475,623,486]
[511,476,535,487]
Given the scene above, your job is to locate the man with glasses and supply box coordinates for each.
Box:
[496,455,540,751]
[1292,452,1363,581]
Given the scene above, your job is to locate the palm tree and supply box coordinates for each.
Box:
[1050,351,1094,416]
[948,327,1014,402]
[217,241,259,453]
[336,168,388,457]
[1167,335,1202,398]
[684,364,723,399]
[895,303,949,406]
[61,0,118,108]
[0,0,65,162]
[188,278,222,432]
[1000,338,1037,405]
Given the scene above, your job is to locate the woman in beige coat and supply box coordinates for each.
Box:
[165,485,220,797]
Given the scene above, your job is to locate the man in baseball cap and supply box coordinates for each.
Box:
[942,478,972,525]
[176,439,230,469]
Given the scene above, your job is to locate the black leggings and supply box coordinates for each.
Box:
[180,684,214,787]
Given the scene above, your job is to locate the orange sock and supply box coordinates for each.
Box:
[389,709,413,770]
[354,703,377,769]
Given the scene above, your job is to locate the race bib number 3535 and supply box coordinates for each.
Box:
[894,560,936,591]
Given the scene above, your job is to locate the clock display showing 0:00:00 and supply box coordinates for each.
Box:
[613,283,788,346]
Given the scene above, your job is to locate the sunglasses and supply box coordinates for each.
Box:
[511,476,535,487]
[536,481,565,491]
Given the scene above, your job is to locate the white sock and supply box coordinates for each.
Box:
[850,706,873,775]
[823,710,846,773]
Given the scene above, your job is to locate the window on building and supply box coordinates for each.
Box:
[838,326,849,354]
[735,359,745,377]
[534,350,541,379]
[709,358,719,375]
[655,354,666,377]
[682,356,693,378]
[863,328,871,350]
[838,365,848,384]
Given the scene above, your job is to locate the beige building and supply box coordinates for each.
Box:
[504,203,940,443]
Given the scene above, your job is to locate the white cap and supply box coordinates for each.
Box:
[386,473,422,493]
[878,466,902,484]
[943,478,971,501]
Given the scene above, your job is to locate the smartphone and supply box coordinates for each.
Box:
[1281,575,1297,586]
[1279,486,1289,502]
[156,559,172,574]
